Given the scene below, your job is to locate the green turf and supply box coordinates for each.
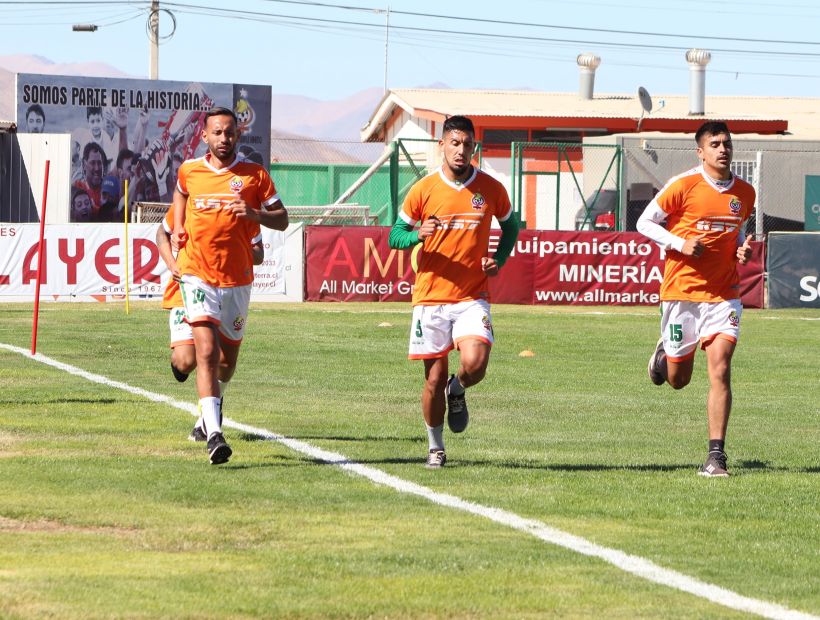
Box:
[0,302,818,619]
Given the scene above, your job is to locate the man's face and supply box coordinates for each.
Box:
[440,129,475,177]
[88,113,103,139]
[202,114,239,162]
[72,194,92,221]
[118,160,134,183]
[26,112,44,133]
[697,132,733,177]
[83,150,104,188]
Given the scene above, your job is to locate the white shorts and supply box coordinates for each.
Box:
[179,274,252,345]
[408,299,494,360]
[168,306,193,348]
[660,299,742,362]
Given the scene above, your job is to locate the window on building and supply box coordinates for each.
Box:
[482,129,529,146]
[731,160,757,186]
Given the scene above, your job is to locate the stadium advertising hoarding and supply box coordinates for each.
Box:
[767,232,820,308]
[805,176,820,232]
[305,228,765,307]
[0,223,303,302]
[16,73,271,223]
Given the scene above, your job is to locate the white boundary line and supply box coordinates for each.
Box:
[2,341,817,620]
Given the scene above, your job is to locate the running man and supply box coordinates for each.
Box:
[637,121,755,477]
[171,106,288,464]
[388,115,520,469]
[156,205,263,442]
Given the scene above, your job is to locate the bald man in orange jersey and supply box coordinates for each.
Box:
[637,121,755,478]
[172,106,288,465]
[389,115,520,469]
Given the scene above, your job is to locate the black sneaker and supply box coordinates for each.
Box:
[207,432,232,465]
[426,450,447,469]
[171,363,189,383]
[446,375,469,433]
[698,451,729,477]
[188,425,207,442]
[647,337,666,386]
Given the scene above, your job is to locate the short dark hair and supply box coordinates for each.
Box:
[26,104,45,121]
[442,115,475,137]
[82,141,106,163]
[87,106,103,119]
[72,187,90,206]
[205,106,238,124]
[695,121,730,145]
[116,149,134,170]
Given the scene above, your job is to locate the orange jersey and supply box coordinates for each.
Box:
[401,167,513,305]
[160,208,183,309]
[654,166,755,302]
[176,153,278,287]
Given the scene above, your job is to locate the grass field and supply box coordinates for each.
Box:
[0,301,818,619]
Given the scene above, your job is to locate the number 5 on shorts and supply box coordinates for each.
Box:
[415,320,423,338]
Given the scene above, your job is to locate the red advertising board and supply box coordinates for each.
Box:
[304,227,764,308]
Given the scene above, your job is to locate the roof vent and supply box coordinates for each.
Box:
[577,53,601,100]
[686,48,711,115]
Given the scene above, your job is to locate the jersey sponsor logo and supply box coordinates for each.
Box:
[471,193,486,209]
[728,197,742,214]
[695,219,739,233]
[229,176,244,192]
[193,197,233,211]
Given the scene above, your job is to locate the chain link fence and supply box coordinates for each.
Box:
[509,142,621,231]
[620,138,820,236]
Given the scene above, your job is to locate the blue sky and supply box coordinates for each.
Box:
[2,0,820,100]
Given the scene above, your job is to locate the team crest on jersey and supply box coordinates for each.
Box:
[728,311,739,327]
[233,316,245,332]
[229,176,244,192]
[728,197,742,214]
[471,193,486,209]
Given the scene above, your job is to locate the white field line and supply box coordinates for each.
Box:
[2,342,817,620]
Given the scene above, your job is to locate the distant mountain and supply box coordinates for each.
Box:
[0,54,384,144]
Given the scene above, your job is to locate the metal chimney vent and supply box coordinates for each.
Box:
[686,48,711,115]
[577,53,601,100]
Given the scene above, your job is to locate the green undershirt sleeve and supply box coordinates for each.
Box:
[493,211,520,268]
[388,218,420,250]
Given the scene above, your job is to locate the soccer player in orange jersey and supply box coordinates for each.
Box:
[389,115,520,469]
[637,121,755,477]
[171,107,288,465]
[156,205,263,442]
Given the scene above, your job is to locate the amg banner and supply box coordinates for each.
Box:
[16,73,271,222]
[767,232,820,308]
[304,228,764,307]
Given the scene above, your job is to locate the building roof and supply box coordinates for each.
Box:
[0,120,16,132]
[361,88,820,142]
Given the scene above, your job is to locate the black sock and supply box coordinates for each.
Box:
[708,439,725,454]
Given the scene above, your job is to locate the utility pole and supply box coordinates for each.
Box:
[149,0,159,79]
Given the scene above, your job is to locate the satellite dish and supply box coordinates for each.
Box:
[637,87,653,132]
[638,87,653,113]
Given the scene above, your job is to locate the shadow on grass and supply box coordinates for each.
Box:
[0,397,121,405]
[237,433,423,444]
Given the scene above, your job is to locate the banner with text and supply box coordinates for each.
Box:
[0,223,301,302]
[305,227,764,308]
[16,73,271,222]
[767,232,820,308]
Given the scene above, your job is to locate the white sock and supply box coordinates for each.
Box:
[448,374,465,396]
[200,397,221,438]
[426,423,444,452]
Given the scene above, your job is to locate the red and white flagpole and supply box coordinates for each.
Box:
[30,160,51,355]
